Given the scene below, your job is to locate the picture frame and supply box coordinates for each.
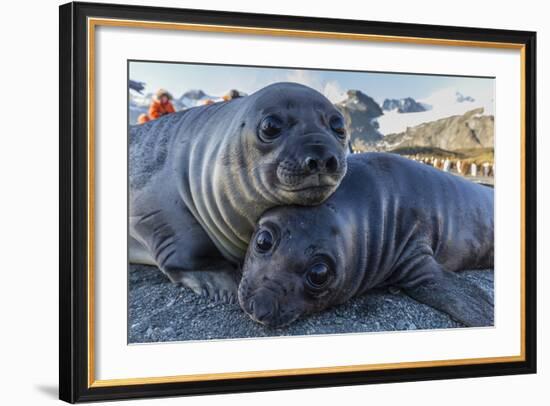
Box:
[59,1,537,403]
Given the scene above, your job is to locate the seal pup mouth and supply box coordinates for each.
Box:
[280,174,339,192]
[243,299,301,328]
[276,154,345,198]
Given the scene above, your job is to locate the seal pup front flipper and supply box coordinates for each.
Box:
[165,267,241,305]
[130,205,240,304]
[401,256,494,327]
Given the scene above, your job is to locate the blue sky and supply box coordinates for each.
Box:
[129,61,494,107]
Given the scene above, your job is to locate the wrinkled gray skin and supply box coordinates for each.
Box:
[129,83,349,302]
[239,153,494,327]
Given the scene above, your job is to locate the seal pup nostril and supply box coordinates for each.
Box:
[304,157,319,173]
[325,156,339,173]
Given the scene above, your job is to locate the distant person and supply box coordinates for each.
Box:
[137,89,176,124]
[222,89,242,101]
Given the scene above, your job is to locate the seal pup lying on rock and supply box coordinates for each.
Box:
[239,153,494,327]
[129,82,349,302]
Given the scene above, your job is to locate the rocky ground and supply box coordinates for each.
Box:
[128,264,494,343]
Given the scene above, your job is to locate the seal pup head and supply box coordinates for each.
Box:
[238,204,357,328]
[240,82,349,206]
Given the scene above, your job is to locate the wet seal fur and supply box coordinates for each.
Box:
[239,153,494,327]
[129,82,349,302]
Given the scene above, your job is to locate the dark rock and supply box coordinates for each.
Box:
[336,90,384,144]
[128,264,493,343]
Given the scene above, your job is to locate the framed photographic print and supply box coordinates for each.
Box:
[59,1,537,403]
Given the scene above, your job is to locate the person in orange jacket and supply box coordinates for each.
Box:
[137,89,176,124]
[222,89,242,102]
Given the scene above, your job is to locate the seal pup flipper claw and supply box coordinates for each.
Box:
[402,258,494,327]
[165,267,241,304]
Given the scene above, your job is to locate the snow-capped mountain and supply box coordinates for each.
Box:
[336,88,490,149]
[181,89,207,100]
[127,81,492,156]
[176,89,219,110]
[377,89,491,136]
[129,91,153,107]
[336,90,384,143]
[382,97,430,113]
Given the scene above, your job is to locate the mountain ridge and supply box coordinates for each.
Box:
[336,90,384,143]
[382,97,429,113]
[373,107,494,152]
[128,84,493,160]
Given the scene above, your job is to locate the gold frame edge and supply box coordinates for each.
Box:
[86,17,528,388]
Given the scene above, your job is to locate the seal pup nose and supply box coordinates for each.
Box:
[302,154,339,174]
[249,297,277,324]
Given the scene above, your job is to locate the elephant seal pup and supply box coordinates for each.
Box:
[239,153,494,327]
[129,82,349,302]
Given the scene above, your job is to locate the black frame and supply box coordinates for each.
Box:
[59,1,537,403]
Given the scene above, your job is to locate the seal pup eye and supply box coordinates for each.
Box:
[305,263,331,290]
[329,115,346,138]
[255,229,274,252]
[259,115,284,141]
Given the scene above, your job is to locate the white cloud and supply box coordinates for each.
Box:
[284,70,346,103]
[323,81,347,103]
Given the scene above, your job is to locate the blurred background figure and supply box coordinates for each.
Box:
[138,89,175,124]
[470,162,478,177]
[222,89,243,101]
[442,158,451,172]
